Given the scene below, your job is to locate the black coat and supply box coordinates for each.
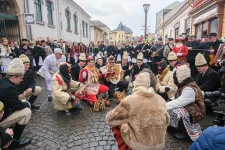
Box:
[11,47,20,58]
[192,42,211,62]
[186,40,200,48]
[132,63,149,81]
[195,67,221,92]
[130,45,139,58]
[122,62,131,77]
[150,44,164,63]
[71,64,82,81]
[0,127,12,148]
[140,44,150,59]
[0,78,30,120]
[210,39,223,55]
[66,57,75,66]
[107,46,117,58]
[17,69,36,94]
[33,47,46,65]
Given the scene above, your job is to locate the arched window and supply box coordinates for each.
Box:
[34,0,42,21]
[65,8,71,31]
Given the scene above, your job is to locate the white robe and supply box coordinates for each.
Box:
[37,54,66,97]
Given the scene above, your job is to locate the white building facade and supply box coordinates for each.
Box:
[28,0,91,44]
[162,1,192,43]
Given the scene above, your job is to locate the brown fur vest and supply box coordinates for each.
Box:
[177,81,206,123]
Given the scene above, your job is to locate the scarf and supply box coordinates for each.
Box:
[59,64,71,85]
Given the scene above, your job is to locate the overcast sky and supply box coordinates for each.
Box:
[75,0,183,36]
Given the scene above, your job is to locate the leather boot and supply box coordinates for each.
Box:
[29,95,40,109]
[9,124,31,149]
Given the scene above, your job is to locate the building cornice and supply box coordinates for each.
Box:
[62,0,91,18]
[162,2,190,29]
[189,0,217,17]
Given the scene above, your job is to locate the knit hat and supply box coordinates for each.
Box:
[0,101,4,112]
[195,53,207,67]
[123,51,129,60]
[167,51,177,61]
[19,54,30,64]
[173,65,190,84]
[7,58,25,76]
[134,71,150,88]
[79,53,86,61]
[137,52,143,61]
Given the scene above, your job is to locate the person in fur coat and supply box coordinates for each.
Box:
[52,62,82,115]
[166,65,205,141]
[156,60,177,101]
[106,69,170,150]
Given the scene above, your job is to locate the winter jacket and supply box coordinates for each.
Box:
[52,72,80,110]
[156,70,177,99]
[107,46,117,58]
[163,44,173,59]
[195,67,221,92]
[132,63,149,81]
[189,126,225,150]
[0,78,30,120]
[106,71,170,150]
[17,69,36,94]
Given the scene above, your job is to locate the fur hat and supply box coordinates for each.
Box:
[137,52,143,61]
[134,71,150,88]
[19,54,30,64]
[79,53,86,61]
[7,58,25,76]
[123,51,129,60]
[167,52,177,61]
[195,53,207,67]
[173,65,190,84]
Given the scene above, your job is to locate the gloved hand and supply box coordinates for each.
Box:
[165,87,170,93]
[79,83,84,88]
[176,53,182,56]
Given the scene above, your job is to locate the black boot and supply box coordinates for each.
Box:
[29,95,40,109]
[9,124,31,149]
[48,96,52,101]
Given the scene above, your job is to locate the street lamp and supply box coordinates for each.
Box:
[143,4,150,40]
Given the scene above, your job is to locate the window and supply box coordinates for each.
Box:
[73,14,78,33]
[86,23,88,37]
[185,18,190,36]
[210,18,218,33]
[196,24,202,40]
[65,9,71,30]
[34,0,42,21]
[174,22,180,38]
[82,20,85,36]
[46,1,53,25]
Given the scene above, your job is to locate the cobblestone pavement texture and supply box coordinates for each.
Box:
[18,77,193,150]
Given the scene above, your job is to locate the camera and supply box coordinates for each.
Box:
[204,91,225,109]
[213,111,225,126]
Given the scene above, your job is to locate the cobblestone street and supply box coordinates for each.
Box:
[19,78,192,150]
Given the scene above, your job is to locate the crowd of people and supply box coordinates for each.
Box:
[0,32,225,149]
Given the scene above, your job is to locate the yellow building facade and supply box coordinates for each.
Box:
[110,22,133,44]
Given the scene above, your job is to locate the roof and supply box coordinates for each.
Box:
[111,22,133,34]
[91,20,109,29]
